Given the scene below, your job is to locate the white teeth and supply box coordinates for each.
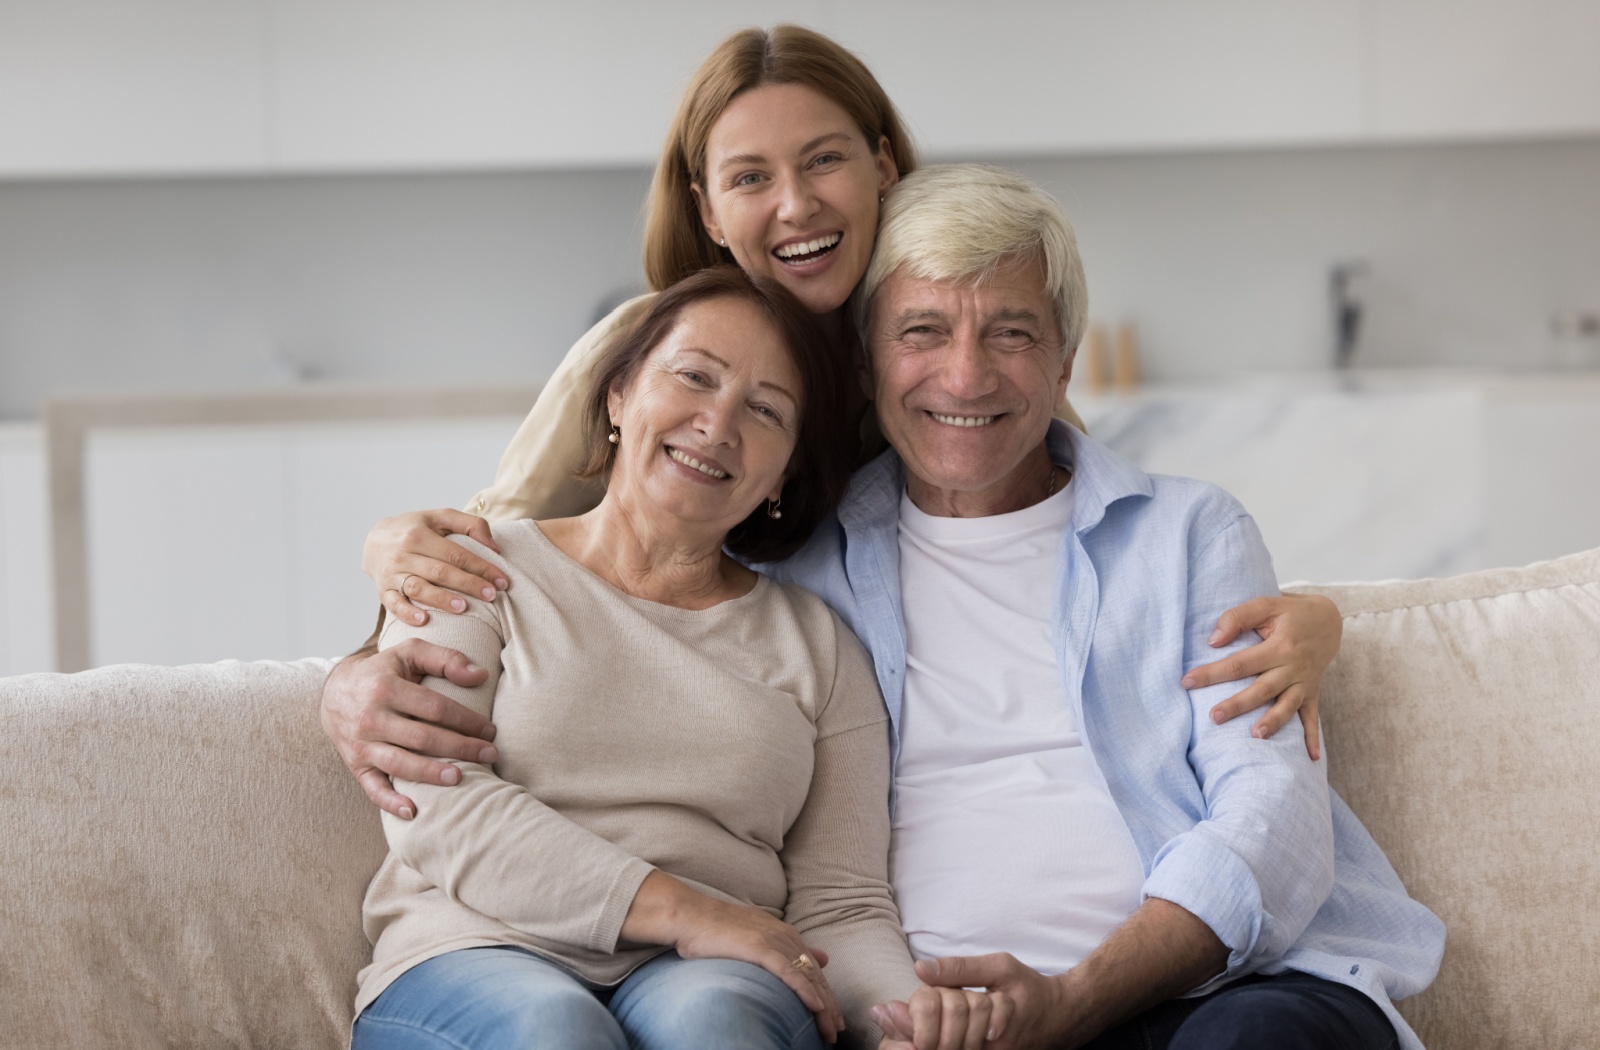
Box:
[667,447,728,478]
[775,233,842,259]
[931,413,997,428]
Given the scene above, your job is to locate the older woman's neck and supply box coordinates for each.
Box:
[540,499,752,610]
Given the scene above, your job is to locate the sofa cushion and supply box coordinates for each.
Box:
[0,657,382,1050]
[1289,545,1600,1050]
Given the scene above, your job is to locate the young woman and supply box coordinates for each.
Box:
[322,23,1341,822]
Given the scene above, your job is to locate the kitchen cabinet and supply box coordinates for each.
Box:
[0,0,269,177]
[1372,0,1600,143]
[4,0,1599,179]
[832,0,1366,154]
[80,416,522,669]
[267,0,815,171]
[0,425,52,676]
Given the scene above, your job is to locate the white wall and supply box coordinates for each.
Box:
[0,167,652,419]
[1007,136,1600,379]
[3,137,1598,420]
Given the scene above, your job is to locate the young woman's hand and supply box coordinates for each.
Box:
[1183,592,1343,760]
[362,509,509,627]
[622,871,846,1043]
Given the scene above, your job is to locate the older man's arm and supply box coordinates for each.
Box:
[877,898,1226,1050]
[1140,508,1337,977]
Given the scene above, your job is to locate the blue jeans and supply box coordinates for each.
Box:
[353,946,826,1050]
[1080,972,1399,1050]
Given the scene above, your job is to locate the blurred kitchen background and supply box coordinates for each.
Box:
[2,0,1598,674]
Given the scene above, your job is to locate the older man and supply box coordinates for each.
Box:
[760,165,1443,1050]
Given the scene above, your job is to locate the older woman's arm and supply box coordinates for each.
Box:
[778,628,921,1047]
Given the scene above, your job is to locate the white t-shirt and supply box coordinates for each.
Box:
[889,480,1147,973]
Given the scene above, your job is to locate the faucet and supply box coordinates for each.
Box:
[1331,261,1368,370]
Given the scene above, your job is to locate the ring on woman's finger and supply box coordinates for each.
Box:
[399,573,417,598]
[792,952,816,973]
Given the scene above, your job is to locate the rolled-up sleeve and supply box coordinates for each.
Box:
[1139,512,1336,982]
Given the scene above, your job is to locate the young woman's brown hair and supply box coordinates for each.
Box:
[642,24,920,293]
[579,266,858,563]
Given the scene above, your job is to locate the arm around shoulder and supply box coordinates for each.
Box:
[469,294,655,522]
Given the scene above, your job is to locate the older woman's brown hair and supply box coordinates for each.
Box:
[642,24,920,293]
[578,266,857,563]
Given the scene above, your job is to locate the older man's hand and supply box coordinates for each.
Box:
[319,642,498,819]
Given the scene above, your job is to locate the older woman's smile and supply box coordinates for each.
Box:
[666,446,731,480]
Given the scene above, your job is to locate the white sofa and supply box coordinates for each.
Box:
[3,548,1597,1049]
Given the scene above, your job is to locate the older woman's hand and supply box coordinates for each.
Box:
[362,509,509,626]
[622,871,846,1044]
[1181,592,1343,761]
[873,985,1012,1050]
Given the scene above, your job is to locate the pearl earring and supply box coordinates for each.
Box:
[720,238,726,246]
[608,425,619,444]
[767,497,783,520]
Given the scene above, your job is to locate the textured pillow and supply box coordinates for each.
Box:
[1289,546,1600,1050]
[0,657,382,1050]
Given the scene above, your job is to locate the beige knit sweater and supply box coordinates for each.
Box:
[356,519,919,1034]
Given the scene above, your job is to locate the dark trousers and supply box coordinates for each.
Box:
[1080,972,1399,1050]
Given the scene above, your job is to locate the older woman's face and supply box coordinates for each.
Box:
[693,83,898,316]
[607,296,803,535]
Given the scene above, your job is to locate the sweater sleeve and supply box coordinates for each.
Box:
[376,538,656,954]
[780,626,920,1047]
[467,294,656,522]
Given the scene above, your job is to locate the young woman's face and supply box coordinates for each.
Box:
[693,83,899,316]
[607,296,804,535]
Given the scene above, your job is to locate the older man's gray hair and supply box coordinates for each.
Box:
[852,163,1089,354]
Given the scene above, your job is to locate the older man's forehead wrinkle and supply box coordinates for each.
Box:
[887,308,951,328]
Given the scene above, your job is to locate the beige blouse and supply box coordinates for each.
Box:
[358,521,920,1031]
[468,295,1087,524]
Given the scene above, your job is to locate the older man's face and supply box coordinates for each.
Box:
[864,258,1072,515]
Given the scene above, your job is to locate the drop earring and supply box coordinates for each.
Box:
[608,424,619,444]
[766,496,783,520]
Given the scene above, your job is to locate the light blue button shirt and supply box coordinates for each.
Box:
[762,420,1445,1050]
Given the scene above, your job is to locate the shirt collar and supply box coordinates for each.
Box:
[836,418,1154,535]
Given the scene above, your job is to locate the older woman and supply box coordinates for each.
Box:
[351,267,949,1049]
[323,23,1342,829]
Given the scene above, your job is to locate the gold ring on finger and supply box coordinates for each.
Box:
[792,952,816,973]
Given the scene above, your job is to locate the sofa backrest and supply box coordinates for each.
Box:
[1289,545,1600,1050]
[3,548,1597,1049]
[0,657,382,1049]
